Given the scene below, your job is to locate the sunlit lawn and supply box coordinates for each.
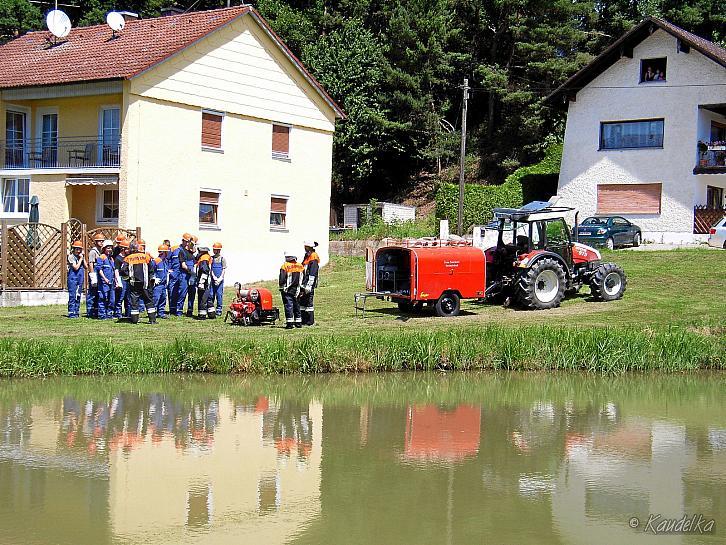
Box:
[1,248,724,346]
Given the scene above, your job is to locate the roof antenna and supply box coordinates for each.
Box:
[106,11,126,38]
[46,6,72,44]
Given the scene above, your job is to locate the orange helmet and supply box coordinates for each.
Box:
[72,240,83,249]
[213,242,222,250]
[137,238,146,249]
[191,235,198,243]
[158,244,170,252]
[114,234,127,244]
[182,233,192,242]
[119,239,130,249]
[93,233,105,242]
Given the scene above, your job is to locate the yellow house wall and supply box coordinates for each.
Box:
[28,174,70,226]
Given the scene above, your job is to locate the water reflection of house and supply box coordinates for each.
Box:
[403,405,481,463]
[109,396,322,544]
[552,419,704,545]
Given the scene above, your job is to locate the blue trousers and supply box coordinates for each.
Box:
[115,280,128,318]
[154,282,168,317]
[211,280,224,316]
[174,273,191,315]
[168,274,179,313]
[97,282,116,319]
[86,284,98,318]
[67,272,83,318]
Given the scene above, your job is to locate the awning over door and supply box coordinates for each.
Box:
[65,175,118,186]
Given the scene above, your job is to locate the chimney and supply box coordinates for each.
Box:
[117,11,140,21]
[160,7,185,16]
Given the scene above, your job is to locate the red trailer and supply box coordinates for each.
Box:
[357,245,487,316]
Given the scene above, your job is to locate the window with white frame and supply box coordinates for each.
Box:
[201,111,224,150]
[271,124,290,160]
[96,187,119,223]
[199,190,220,227]
[1,178,30,214]
[270,195,288,229]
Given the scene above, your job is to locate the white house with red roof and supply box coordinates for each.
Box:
[548,18,726,243]
[0,6,343,282]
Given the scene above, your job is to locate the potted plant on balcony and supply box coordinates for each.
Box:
[698,141,709,166]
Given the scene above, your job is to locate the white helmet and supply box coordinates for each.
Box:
[102,239,113,248]
[284,249,297,258]
[303,240,318,249]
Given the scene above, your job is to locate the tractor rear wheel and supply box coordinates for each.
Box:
[434,292,460,317]
[515,258,566,310]
[589,262,627,301]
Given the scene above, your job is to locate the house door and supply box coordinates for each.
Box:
[39,112,58,167]
[99,107,120,166]
[707,186,724,209]
[5,110,27,168]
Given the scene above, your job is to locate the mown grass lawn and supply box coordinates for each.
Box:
[0,248,724,343]
[0,248,723,376]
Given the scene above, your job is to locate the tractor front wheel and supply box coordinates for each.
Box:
[589,262,627,301]
[434,292,460,317]
[515,258,566,310]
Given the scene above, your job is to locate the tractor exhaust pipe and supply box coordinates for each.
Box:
[574,211,579,243]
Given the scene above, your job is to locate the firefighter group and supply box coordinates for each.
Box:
[66,233,320,327]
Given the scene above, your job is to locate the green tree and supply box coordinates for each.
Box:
[0,0,42,42]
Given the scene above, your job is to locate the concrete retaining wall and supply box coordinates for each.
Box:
[0,290,71,307]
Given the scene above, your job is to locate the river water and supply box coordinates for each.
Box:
[0,373,724,545]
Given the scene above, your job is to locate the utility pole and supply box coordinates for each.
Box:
[457,77,469,236]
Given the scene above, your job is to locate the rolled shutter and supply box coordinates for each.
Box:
[597,183,662,214]
[200,191,219,205]
[272,125,290,155]
[271,197,287,213]
[202,112,223,149]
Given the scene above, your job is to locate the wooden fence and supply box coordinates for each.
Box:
[694,206,726,234]
[0,219,140,291]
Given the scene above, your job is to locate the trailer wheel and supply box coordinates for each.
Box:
[434,292,460,317]
[515,258,566,310]
[589,262,627,301]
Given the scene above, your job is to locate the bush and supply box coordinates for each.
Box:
[435,144,562,233]
[333,214,437,240]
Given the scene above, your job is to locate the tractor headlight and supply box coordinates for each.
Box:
[596,228,607,235]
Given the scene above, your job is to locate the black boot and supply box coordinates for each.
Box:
[285,323,294,330]
[130,313,140,324]
[148,310,157,324]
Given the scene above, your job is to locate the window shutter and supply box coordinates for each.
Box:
[200,191,219,205]
[271,197,287,213]
[272,125,290,155]
[201,112,222,149]
[597,183,662,214]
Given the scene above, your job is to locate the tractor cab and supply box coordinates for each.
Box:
[486,201,627,309]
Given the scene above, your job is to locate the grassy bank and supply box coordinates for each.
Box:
[0,249,723,376]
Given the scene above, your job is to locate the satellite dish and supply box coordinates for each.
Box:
[106,12,126,32]
[46,9,71,39]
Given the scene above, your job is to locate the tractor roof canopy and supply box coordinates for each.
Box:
[493,201,575,222]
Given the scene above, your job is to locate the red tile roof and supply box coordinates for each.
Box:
[0,6,344,118]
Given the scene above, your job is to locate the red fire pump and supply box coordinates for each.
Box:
[225,283,280,326]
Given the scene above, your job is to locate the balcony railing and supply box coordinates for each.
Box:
[0,136,121,170]
[695,141,726,174]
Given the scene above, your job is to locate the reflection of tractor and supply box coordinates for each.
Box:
[358,201,627,316]
[225,284,280,325]
[485,202,627,310]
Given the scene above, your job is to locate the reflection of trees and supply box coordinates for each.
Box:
[57,392,220,455]
[0,404,33,446]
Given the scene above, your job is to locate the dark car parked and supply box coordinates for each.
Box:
[573,216,642,249]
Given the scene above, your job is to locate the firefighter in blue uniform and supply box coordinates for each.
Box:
[279,250,304,329]
[300,241,320,326]
[185,235,198,317]
[153,244,170,318]
[175,234,195,317]
[113,239,131,318]
[86,233,104,318]
[95,240,116,320]
[210,242,226,317]
[121,241,157,324]
[66,240,86,318]
[195,246,215,319]
[167,236,185,316]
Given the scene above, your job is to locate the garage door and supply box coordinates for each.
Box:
[597,183,662,214]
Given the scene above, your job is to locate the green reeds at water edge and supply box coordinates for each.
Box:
[0,326,722,378]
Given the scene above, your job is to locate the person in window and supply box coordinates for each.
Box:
[643,66,654,81]
[67,241,86,319]
[654,69,664,81]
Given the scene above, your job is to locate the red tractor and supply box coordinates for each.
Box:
[484,202,627,309]
[357,202,627,316]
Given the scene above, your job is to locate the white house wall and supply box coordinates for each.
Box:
[381,203,416,223]
[557,29,726,243]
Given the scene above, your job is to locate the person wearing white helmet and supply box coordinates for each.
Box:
[279,249,303,329]
[300,241,320,326]
[94,240,116,319]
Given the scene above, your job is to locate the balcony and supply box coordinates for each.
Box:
[0,136,121,172]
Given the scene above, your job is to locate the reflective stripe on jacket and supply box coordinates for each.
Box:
[279,261,304,295]
[302,251,320,290]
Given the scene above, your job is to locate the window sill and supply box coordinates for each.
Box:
[270,226,289,233]
[202,147,224,154]
[638,80,666,84]
[272,153,291,162]
[200,224,221,231]
[598,147,664,152]
[0,212,29,220]
[96,219,119,225]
